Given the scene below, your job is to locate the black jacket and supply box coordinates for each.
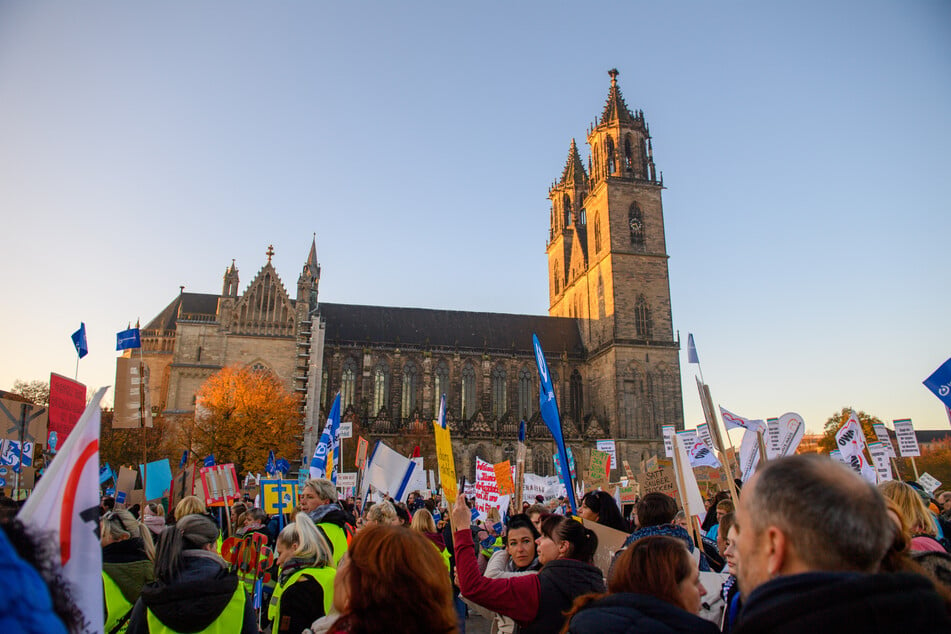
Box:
[522,559,605,634]
[566,592,721,634]
[734,571,951,634]
[127,553,257,634]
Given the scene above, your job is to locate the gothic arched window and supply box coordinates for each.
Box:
[401,361,417,420]
[594,214,602,253]
[563,194,571,227]
[373,362,389,414]
[491,366,507,418]
[606,135,616,175]
[597,274,605,320]
[461,363,476,419]
[579,207,586,225]
[553,261,561,295]
[341,358,356,408]
[629,202,645,245]
[517,367,533,420]
[569,369,583,423]
[635,295,653,339]
[433,360,449,414]
[624,134,634,171]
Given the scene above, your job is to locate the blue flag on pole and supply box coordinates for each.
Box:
[71,323,88,359]
[687,333,699,364]
[310,392,341,482]
[179,450,189,469]
[275,458,290,475]
[924,357,951,410]
[116,327,141,351]
[266,450,276,475]
[532,333,577,514]
[99,463,114,485]
[204,454,215,467]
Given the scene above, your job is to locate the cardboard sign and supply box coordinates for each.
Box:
[0,397,48,446]
[694,465,729,498]
[918,472,942,495]
[893,419,920,457]
[355,436,369,468]
[113,359,152,429]
[116,466,138,498]
[261,479,298,515]
[48,374,86,444]
[337,472,357,489]
[622,459,636,479]
[588,450,611,488]
[617,484,638,503]
[583,518,630,579]
[636,466,678,499]
[199,463,240,507]
[643,455,659,473]
[433,424,457,502]
[494,460,515,497]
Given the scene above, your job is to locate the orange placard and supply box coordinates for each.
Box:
[494,460,514,497]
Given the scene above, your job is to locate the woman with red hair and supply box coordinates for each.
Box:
[324,525,457,634]
[563,535,718,633]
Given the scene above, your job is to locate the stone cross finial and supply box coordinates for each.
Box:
[266,244,275,263]
[608,68,619,84]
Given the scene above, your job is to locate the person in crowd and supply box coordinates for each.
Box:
[578,490,628,532]
[269,513,336,634]
[173,495,208,521]
[701,491,730,534]
[363,501,398,527]
[880,496,951,598]
[393,502,411,526]
[525,503,548,534]
[412,508,452,571]
[732,454,951,633]
[705,499,734,542]
[451,494,604,633]
[102,509,156,633]
[563,535,718,634]
[937,490,951,519]
[719,520,742,632]
[319,525,457,634]
[101,495,116,517]
[477,514,543,634]
[878,480,946,552]
[301,478,355,566]
[616,492,710,571]
[672,510,688,531]
[142,503,166,537]
[127,513,256,633]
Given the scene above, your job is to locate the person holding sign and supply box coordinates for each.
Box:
[451,492,604,633]
[269,514,335,634]
[579,491,628,532]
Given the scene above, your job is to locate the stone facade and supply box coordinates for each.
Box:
[132,70,684,478]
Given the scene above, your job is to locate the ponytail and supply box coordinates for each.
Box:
[544,515,598,564]
[155,514,219,583]
[102,509,155,561]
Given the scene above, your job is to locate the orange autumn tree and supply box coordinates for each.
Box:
[183,365,301,475]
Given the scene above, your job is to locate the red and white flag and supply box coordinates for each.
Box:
[18,387,108,634]
[835,410,867,460]
[719,406,765,433]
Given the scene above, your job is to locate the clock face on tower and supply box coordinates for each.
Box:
[629,218,642,232]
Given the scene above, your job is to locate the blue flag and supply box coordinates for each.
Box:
[687,333,699,364]
[99,463,114,485]
[116,327,141,351]
[266,450,277,475]
[275,458,290,475]
[71,323,88,359]
[532,333,577,514]
[204,454,215,467]
[438,393,447,430]
[310,392,341,483]
[179,450,189,469]
[518,420,526,443]
[924,357,951,409]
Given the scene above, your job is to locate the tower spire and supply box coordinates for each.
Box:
[599,68,636,125]
[559,138,588,186]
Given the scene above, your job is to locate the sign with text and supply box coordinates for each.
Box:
[48,373,86,444]
[199,463,240,507]
[337,472,357,489]
[893,419,920,457]
[339,421,353,439]
[872,424,897,459]
[355,436,369,468]
[918,472,942,494]
[261,479,299,515]
[622,459,636,479]
[588,450,610,489]
[636,466,678,499]
[595,440,617,469]
[696,424,714,452]
[475,457,502,518]
[433,424,457,503]
[867,441,892,483]
[662,425,675,458]
[494,460,515,497]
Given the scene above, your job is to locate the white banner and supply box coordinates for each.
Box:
[766,418,781,457]
[696,424,714,452]
[872,423,897,459]
[776,412,805,456]
[475,457,501,519]
[523,473,567,501]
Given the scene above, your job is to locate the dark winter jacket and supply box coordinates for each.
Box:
[127,551,257,634]
[616,524,711,572]
[566,592,720,634]
[103,538,154,604]
[733,571,951,634]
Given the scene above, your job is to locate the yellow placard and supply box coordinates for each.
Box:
[433,422,457,503]
[261,480,299,515]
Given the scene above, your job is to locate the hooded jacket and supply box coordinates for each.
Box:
[566,592,721,634]
[733,571,951,634]
[126,551,257,634]
[103,538,154,605]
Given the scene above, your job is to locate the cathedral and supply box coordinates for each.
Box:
[135,70,684,479]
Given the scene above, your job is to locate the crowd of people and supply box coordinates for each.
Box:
[3,456,951,633]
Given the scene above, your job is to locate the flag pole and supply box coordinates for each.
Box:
[75,356,80,381]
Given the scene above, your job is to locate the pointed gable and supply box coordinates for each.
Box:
[233,260,296,337]
[559,138,588,186]
[599,69,636,126]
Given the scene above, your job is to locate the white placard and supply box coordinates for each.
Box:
[893,419,920,457]
[339,421,353,439]
[337,472,357,488]
[696,424,714,452]
[918,472,942,494]
[662,425,675,458]
[867,442,892,483]
[595,439,617,469]
[766,418,781,457]
[872,423,897,459]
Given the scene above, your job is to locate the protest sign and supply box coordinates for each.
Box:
[588,450,611,489]
[662,425,675,458]
[867,441,892,483]
[0,396,48,447]
[595,440,616,469]
[48,373,87,443]
[636,465,678,499]
[872,424,897,459]
[355,436,369,468]
[337,472,357,489]
[766,418,781,457]
[893,419,920,457]
[113,359,152,429]
[494,460,515,497]
[138,459,173,501]
[918,472,941,495]
[260,479,299,514]
[116,466,137,499]
[617,483,638,503]
[622,459,636,479]
[475,457,501,518]
[643,455,658,474]
[523,473,565,501]
[199,463,240,507]
[583,518,629,579]
[696,424,714,452]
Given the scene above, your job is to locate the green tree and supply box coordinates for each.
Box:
[818,407,884,453]
[180,365,301,475]
[10,379,50,406]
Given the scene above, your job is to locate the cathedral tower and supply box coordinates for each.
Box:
[548,69,683,459]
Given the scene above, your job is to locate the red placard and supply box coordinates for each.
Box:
[199,463,240,507]
[48,373,86,449]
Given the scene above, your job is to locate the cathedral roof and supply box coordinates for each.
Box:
[319,302,584,356]
[559,139,588,186]
[144,292,221,331]
[599,69,636,126]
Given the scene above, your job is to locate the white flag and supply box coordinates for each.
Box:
[685,434,721,469]
[18,387,108,634]
[835,411,866,460]
[719,406,765,433]
[672,433,706,521]
[359,441,417,503]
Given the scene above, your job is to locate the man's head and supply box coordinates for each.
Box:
[936,490,951,513]
[636,492,678,528]
[735,454,892,597]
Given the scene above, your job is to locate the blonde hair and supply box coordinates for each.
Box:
[411,508,436,533]
[102,509,156,560]
[365,501,397,526]
[277,512,333,567]
[878,481,937,536]
[146,502,165,517]
[174,495,207,520]
[486,507,501,525]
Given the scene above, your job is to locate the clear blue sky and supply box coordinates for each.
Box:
[1,1,949,433]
